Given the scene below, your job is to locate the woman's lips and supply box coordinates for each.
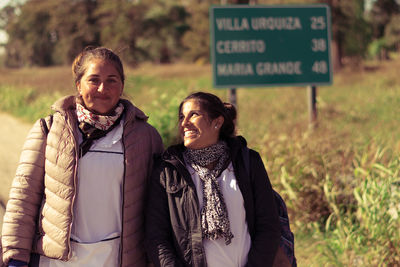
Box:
[184,130,197,138]
[94,96,110,100]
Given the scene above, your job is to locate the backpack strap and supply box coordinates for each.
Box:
[40,115,53,136]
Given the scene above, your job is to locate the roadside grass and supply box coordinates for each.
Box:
[1,57,400,266]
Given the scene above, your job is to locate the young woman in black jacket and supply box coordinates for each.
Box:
[145,92,281,267]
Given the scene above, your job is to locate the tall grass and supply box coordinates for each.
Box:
[315,145,400,266]
[0,86,62,121]
[1,59,400,266]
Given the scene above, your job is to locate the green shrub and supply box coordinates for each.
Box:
[367,38,388,59]
[259,128,356,229]
[316,144,400,266]
[0,86,60,122]
[146,90,187,147]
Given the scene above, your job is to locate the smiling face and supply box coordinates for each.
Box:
[77,59,123,115]
[179,99,223,149]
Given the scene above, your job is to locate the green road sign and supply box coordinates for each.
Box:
[210,5,332,88]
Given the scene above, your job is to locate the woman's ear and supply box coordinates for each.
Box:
[214,116,224,129]
[76,82,81,95]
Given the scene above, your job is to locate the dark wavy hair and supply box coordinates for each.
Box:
[179,92,237,140]
[72,46,125,87]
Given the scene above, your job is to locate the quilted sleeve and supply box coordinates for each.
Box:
[1,119,47,265]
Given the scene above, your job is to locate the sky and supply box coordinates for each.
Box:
[0,0,10,45]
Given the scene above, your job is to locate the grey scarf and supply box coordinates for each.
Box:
[184,141,234,245]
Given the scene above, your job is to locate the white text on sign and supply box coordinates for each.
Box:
[217,62,303,76]
[216,17,302,31]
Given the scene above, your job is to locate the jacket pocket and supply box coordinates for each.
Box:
[166,182,186,195]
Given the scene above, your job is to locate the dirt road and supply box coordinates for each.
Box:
[0,113,31,227]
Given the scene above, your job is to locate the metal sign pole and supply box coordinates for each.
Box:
[220,0,237,108]
[308,85,317,128]
[229,88,237,107]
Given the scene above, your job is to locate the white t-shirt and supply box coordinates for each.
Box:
[71,119,124,243]
[40,119,124,267]
[187,162,252,267]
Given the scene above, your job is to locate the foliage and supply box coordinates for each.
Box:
[341,0,372,59]
[0,86,61,121]
[96,0,190,66]
[315,145,400,266]
[4,1,56,67]
[94,0,147,66]
[181,1,217,63]
[4,0,104,67]
[258,126,356,227]
[2,0,399,67]
[384,14,400,50]
[1,57,400,264]
[1,0,189,67]
[365,0,400,60]
[48,0,100,65]
[146,90,187,146]
[368,0,400,38]
[367,37,388,59]
[138,1,190,64]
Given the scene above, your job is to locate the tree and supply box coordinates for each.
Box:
[182,0,218,63]
[369,0,400,38]
[320,0,374,69]
[4,1,56,67]
[49,0,101,64]
[341,0,372,63]
[137,0,190,64]
[95,0,146,66]
[384,14,400,51]
[3,0,101,67]
[367,0,400,59]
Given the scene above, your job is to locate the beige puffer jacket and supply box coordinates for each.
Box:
[1,95,163,266]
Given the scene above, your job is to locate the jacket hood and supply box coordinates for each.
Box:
[51,95,148,123]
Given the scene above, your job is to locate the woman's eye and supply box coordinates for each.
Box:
[88,78,100,84]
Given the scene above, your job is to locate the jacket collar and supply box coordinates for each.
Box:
[163,136,248,167]
[226,135,247,160]
[162,143,187,167]
[162,136,248,189]
[51,95,148,125]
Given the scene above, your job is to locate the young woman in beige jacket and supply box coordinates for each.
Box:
[1,47,163,267]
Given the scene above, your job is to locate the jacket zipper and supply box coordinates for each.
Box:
[37,121,49,237]
[66,112,79,261]
[119,132,126,267]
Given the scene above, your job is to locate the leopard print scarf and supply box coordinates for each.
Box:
[184,141,234,245]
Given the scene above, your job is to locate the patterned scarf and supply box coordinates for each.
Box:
[76,102,124,158]
[184,141,234,245]
[76,103,124,131]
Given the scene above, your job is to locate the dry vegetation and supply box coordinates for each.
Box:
[1,56,400,266]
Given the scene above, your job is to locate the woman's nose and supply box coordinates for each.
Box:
[181,117,189,127]
[97,82,105,92]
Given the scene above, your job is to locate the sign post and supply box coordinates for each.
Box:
[210,5,332,126]
[308,85,317,128]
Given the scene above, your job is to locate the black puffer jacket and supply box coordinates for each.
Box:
[145,136,280,267]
